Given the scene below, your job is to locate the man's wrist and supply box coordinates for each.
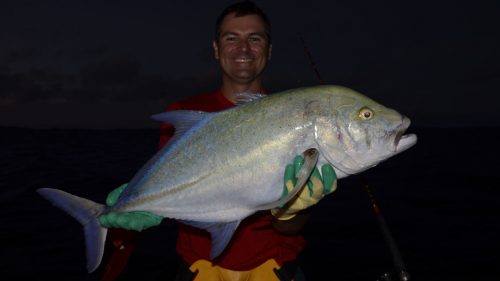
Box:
[270,209,297,221]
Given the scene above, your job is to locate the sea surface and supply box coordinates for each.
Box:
[1,127,499,280]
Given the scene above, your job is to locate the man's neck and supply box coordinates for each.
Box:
[220,79,265,104]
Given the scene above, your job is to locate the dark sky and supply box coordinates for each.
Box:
[1,0,499,128]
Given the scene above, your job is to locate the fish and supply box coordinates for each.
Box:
[37,85,417,273]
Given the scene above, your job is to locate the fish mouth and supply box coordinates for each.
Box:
[393,117,418,153]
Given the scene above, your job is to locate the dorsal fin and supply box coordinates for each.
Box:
[152,110,214,145]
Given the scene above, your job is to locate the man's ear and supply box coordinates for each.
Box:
[213,40,220,60]
[268,44,272,60]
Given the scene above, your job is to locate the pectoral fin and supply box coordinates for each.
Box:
[180,220,240,259]
[257,148,319,210]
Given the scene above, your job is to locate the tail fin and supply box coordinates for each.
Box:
[37,188,107,273]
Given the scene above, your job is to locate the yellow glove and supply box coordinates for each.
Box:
[271,156,337,220]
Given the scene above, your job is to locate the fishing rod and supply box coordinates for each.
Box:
[297,33,410,281]
[298,33,324,84]
[362,178,410,281]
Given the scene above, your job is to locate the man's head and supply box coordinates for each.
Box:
[215,1,271,44]
[213,1,272,87]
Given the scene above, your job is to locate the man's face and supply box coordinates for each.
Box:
[213,13,272,84]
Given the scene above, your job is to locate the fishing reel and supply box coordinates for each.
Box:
[377,269,410,281]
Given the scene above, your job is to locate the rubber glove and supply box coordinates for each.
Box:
[271,156,337,220]
[98,183,163,231]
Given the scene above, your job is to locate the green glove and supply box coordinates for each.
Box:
[98,183,163,231]
[272,156,337,220]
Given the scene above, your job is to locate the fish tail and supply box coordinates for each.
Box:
[37,188,107,273]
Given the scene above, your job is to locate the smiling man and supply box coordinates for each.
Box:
[100,2,336,281]
[213,8,272,100]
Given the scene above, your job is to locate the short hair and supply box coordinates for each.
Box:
[215,1,272,44]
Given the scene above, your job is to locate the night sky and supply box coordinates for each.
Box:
[1,0,499,128]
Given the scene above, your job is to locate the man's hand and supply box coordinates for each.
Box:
[98,183,163,231]
[271,156,337,220]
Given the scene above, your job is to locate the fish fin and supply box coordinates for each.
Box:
[152,110,215,145]
[257,148,319,210]
[37,188,107,273]
[180,220,240,259]
[234,92,266,105]
[152,110,211,133]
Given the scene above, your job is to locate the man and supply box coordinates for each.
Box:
[99,2,336,280]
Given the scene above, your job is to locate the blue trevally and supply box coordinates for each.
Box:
[38,85,417,273]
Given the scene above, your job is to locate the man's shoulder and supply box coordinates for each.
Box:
[167,89,232,112]
[175,90,220,106]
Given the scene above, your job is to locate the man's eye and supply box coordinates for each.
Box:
[249,37,262,42]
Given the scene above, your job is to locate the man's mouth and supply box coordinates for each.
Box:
[235,58,253,63]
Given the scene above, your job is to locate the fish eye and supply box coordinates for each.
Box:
[359,107,373,120]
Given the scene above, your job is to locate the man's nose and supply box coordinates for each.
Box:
[237,40,250,51]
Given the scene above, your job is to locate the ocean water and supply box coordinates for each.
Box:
[1,127,498,280]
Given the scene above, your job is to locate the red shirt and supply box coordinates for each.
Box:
[158,89,305,270]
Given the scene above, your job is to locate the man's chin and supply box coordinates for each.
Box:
[227,72,259,83]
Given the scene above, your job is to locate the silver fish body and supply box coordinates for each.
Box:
[38,85,417,272]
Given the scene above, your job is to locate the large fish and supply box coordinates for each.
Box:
[38,85,417,273]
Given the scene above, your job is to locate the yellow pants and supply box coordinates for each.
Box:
[189,259,286,281]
